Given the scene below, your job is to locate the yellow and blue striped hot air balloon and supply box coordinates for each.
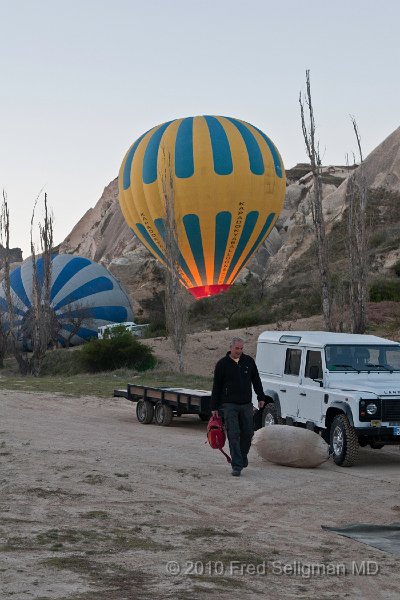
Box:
[118,115,286,299]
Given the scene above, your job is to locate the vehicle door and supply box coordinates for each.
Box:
[298,349,324,424]
[281,346,303,417]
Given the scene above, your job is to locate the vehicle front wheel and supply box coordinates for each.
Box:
[262,403,284,427]
[330,414,359,467]
[136,400,154,424]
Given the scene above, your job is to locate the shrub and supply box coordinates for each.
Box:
[369,279,400,302]
[368,231,386,249]
[230,310,266,329]
[392,260,400,277]
[143,318,167,338]
[40,349,86,376]
[78,332,156,372]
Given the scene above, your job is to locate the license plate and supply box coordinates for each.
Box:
[394,426,400,436]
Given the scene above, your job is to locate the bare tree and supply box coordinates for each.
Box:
[214,282,249,329]
[0,191,31,373]
[299,70,333,330]
[0,306,8,368]
[57,301,95,348]
[159,148,189,372]
[346,117,368,333]
[29,193,54,375]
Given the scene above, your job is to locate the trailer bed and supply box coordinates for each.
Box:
[114,384,212,425]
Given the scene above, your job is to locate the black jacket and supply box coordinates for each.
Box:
[211,352,265,410]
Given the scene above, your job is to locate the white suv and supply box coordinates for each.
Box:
[254,331,400,466]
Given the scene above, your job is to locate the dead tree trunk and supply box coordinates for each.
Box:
[299,70,333,331]
[160,149,188,372]
[30,193,54,375]
[1,192,30,373]
[346,117,368,333]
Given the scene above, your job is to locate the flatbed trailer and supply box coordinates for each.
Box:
[113,384,212,426]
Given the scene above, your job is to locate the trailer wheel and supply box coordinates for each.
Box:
[154,402,173,426]
[136,400,154,424]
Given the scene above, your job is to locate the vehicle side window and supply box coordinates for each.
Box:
[284,348,302,375]
[305,350,322,379]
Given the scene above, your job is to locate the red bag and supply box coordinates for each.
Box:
[206,415,231,463]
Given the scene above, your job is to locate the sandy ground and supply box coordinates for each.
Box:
[1,389,400,600]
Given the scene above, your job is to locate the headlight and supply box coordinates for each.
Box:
[366,403,378,415]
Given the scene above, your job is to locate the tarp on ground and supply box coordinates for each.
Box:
[322,523,400,556]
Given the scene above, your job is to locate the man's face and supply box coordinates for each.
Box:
[230,341,244,359]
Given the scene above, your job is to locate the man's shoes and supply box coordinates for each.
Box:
[231,468,241,477]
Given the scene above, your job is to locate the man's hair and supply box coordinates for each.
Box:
[230,337,244,347]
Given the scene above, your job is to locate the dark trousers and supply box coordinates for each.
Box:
[222,402,254,470]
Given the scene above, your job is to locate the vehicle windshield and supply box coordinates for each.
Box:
[325,344,400,372]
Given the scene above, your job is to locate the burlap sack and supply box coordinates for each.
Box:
[252,425,330,468]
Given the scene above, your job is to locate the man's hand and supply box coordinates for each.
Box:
[211,410,219,417]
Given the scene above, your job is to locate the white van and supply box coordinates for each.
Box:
[97,322,149,339]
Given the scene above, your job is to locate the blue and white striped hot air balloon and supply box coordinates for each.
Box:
[0,254,134,347]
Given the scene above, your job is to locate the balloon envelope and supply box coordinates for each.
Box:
[119,116,286,298]
[0,254,134,346]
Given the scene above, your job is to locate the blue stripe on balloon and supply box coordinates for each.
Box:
[223,211,259,283]
[175,117,194,178]
[213,211,232,283]
[204,116,233,175]
[10,267,31,308]
[225,118,264,175]
[35,256,45,290]
[154,218,197,287]
[33,254,56,292]
[60,305,128,322]
[182,214,207,285]
[50,257,92,302]
[230,213,276,282]
[123,129,151,190]
[53,277,114,311]
[135,224,167,265]
[142,121,174,184]
[245,122,283,178]
[0,296,25,316]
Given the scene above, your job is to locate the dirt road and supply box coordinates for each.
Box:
[1,390,400,600]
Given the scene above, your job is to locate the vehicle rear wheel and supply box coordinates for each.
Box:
[154,402,173,426]
[330,414,359,467]
[136,400,154,424]
[262,403,284,426]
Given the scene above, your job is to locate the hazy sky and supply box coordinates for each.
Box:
[1,0,399,258]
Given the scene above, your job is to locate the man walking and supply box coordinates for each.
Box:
[211,337,266,476]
